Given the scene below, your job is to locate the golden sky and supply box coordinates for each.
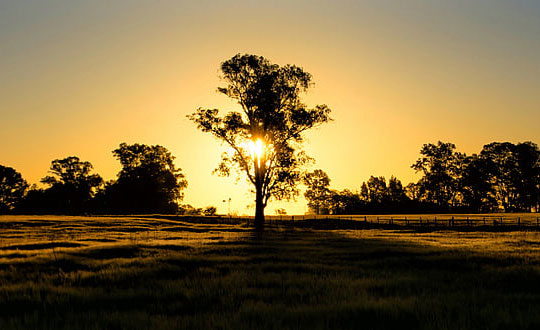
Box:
[1,1,539,215]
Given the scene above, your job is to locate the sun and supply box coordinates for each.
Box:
[249,139,265,167]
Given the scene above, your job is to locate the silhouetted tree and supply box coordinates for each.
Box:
[363,176,388,204]
[203,206,217,216]
[412,141,463,209]
[325,189,364,215]
[387,176,406,203]
[304,169,331,214]
[0,165,28,213]
[189,54,331,229]
[459,154,497,212]
[104,143,187,214]
[30,157,104,214]
[480,142,520,211]
[514,142,540,212]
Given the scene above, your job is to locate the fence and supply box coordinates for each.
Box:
[202,213,540,229]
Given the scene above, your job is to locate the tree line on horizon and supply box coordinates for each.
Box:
[1,140,538,216]
[304,141,540,215]
[0,143,216,215]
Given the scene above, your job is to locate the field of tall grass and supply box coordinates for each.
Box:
[1,215,539,329]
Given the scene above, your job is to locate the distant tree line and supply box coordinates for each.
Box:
[0,143,206,215]
[2,140,538,216]
[304,141,540,214]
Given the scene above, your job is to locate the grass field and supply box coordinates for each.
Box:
[1,215,540,329]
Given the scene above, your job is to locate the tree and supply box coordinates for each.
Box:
[411,141,463,209]
[364,176,388,203]
[40,156,103,214]
[387,176,406,203]
[459,154,497,212]
[0,165,28,213]
[480,142,520,211]
[326,189,363,215]
[203,206,217,216]
[189,54,331,228]
[514,142,540,212]
[304,169,331,215]
[105,143,187,214]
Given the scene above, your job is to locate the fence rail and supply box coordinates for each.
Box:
[201,214,540,228]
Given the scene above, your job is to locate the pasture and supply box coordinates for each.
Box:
[1,215,540,329]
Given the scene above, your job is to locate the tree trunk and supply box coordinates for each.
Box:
[254,181,265,231]
[253,156,266,231]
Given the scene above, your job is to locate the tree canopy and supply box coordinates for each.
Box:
[189,54,331,226]
[0,165,28,213]
[103,143,187,214]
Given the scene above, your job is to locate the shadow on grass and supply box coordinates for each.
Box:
[0,242,85,251]
[0,228,539,329]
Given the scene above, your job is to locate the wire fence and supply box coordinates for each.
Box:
[203,213,540,229]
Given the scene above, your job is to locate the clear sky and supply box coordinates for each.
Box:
[1,0,539,215]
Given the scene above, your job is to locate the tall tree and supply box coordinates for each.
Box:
[387,176,406,203]
[304,169,331,215]
[40,156,103,214]
[514,142,540,212]
[105,143,187,214]
[0,165,28,213]
[189,54,331,228]
[411,141,463,209]
[480,142,520,211]
[364,176,388,203]
[459,154,497,212]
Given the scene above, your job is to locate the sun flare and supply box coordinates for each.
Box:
[249,139,265,167]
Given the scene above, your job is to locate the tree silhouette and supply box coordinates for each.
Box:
[104,143,187,214]
[480,142,520,211]
[0,165,28,213]
[304,169,331,215]
[412,141,463,209]
[189,54,331,228]
[459,154,497,212]
[479,142,540,212]
[514,142,540,212]
[39,156,103,214]
[387,176,406,203]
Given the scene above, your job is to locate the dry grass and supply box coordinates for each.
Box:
[0,215,539,329]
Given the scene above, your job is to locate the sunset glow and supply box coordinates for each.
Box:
[1,1,539,214]
[249,139,265,167]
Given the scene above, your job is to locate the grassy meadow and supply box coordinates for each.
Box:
[1,215,540,329]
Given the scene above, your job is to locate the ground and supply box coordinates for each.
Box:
[0,215,539,329]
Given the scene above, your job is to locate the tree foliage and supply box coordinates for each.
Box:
[189,54,331,224]
[0,165,28,213]
[29,156,104,214]
[103,143,187,214]
[304,169,331,215]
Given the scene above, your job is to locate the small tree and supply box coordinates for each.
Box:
[189,54,331,229]
[203,206,217,216]
[304,169,331,215]
[0,165,28,213]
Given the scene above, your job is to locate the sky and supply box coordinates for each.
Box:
[1,0,539,215]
